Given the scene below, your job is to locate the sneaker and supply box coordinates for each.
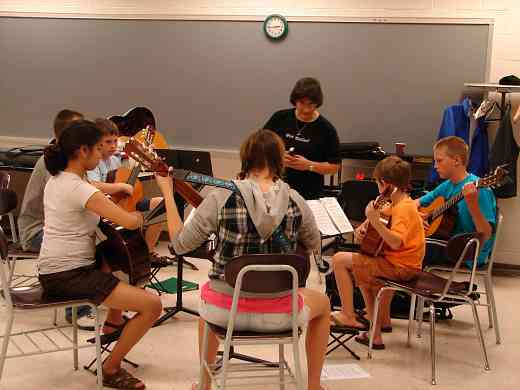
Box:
[65,305,92,324]
[75,311,97,331]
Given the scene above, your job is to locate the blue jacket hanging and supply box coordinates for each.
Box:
[429,97,490,184]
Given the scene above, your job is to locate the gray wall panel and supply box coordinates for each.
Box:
[0,18,489,154]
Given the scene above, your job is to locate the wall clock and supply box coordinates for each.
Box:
[263,14,288,41]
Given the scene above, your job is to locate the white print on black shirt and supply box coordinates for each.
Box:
[285,133,310,143]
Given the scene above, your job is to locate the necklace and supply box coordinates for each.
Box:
[294,118,307,137]
[294,110,318,137]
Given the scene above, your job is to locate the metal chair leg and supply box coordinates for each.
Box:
[279,344,285,390]
[408,294,416,347]
[417,296,424,339]
[368,288,384,359]
[7,258,16,286]
[72,307,78,370]
[7,213,18,243]
[199,322,210,390]
[470,300,490,371]
[94,307,103,390]
[429,302,437,386]
[53,308,58,326]
[221,336,232,390]
[0,309,14,382]
[483,276,493,329]
[485,275,501,345]
[292,331,304,390]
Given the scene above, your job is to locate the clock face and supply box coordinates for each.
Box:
[264,15,288,40]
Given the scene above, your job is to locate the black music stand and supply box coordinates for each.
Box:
[155,148,213,177]
[154,251,199,326]
[177,149,213,176]
[165,149,213,271]
[153,148,213,272]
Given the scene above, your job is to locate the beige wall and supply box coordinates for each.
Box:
[1,0,520,264]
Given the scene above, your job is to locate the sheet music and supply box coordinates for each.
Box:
[306,200,340,236]
[319,197,354,234]
[321,364,370,380]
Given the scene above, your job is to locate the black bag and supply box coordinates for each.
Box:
[499,75,520,85]
[338,142,386,160]
[0,146,46,168]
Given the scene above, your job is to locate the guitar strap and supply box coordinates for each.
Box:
[155,172,293,252]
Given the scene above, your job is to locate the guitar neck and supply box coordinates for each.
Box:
[429,178,481,220]
[430,192,463,219]
[127,164,142,186]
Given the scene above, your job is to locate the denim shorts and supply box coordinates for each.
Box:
[199,300,310,333]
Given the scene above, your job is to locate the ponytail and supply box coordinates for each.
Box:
[44,143,68,176]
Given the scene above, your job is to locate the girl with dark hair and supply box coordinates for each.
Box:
[154,129,330,390]
[264,77,341,200]
[124,107,156,136]
[39,120,162,389]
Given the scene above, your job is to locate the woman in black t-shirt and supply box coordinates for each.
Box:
[264,77,341,200]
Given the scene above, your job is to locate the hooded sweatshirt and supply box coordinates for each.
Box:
[171,178,320,298]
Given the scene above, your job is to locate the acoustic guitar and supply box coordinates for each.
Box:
[420,166,508,240]
[124,138,312,266]
[97,219,150,286]
[123,138,204,207]
[360,186,393,257]
[106,126,154,212]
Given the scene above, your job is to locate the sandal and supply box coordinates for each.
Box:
[330,312,369,331]
[354,333,385,350]
[150,252,174,267]
[103,315,131,334]
[355,311,392,333]
[103,367,146,389]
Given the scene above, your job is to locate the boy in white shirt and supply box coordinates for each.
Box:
[87,119,168,266]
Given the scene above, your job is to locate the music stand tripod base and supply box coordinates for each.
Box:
[155,254,199,326]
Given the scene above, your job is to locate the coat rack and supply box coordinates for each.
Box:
[464,83,520,121]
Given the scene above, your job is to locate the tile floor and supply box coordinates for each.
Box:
[1,246,519,390]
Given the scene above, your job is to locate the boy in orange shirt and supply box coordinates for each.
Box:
[330,156,425,349]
